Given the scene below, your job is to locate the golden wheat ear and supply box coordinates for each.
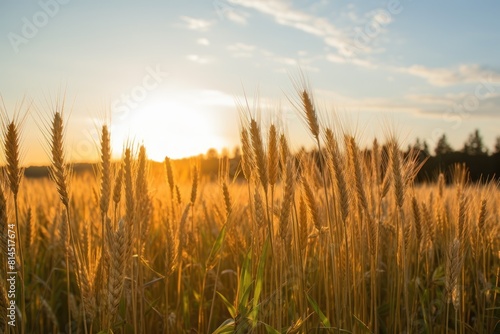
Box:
[268,124,279,187]
[99,125,111,218]
[190,165,198,205]
[107,218,127,324]
[4,121,22,199]
[240,129,253,182]
[49,111,70,208]
[249,118,268,190]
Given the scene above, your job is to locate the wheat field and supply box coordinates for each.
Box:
[0,89,499,334]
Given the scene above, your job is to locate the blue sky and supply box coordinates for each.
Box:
[1,0,500,164]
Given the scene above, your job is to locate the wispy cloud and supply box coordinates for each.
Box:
[315,89,421,114]
[225,10,248,25]
[180,16,214,32]
[227,0,348,51]
[187,54,211,64]
[226,0,390,71]
[227,42,256,57]
[314,87,500,120]
[399,64,500,86]
[197,38,210,46]
[326,53,377,69]
[406,92,500,117]
[227,42,319,71]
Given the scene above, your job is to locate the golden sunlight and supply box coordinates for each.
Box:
[110,99,225,161]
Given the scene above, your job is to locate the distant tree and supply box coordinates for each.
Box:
[434,134,453,156]
[413,138,430,156]
[422,141,430,156]
[220,147,230,159]
[233,146,241,158]
[206,148,218,160]
[414,138,423,151]
[407,138,430,159]
[462,129,487,155]
[494,136,500,154]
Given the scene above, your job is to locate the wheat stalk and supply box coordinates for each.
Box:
[124,148,134,239]
[165,217,177,276]
[298,196,308,251]
[268,124,279,187]
[279,159,294,240]
[446,238,463,310]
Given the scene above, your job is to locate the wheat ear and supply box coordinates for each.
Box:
[107,219,127,325]
[268,124,279,187]
[100,125,111,218]
[249,118,268,190]
[190,165,198,205]
[301,90,320,140]
[50,112,70,207]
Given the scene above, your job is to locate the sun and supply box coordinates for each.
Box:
[110,98,226,161]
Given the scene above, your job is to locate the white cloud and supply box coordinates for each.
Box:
[226,10,248,25]
[180,16,214,32]
[227,42,256,57]
[226,42,319,71]
[326,53,377,69]
[228,1,347,48]
[399,64,500,86]
[261,49,319,72]
[314,88,422,115]
[314,88,500,120]
[406,92,500,117]
[197,38,210,46]
[227,43,255,52]
[227,0,384,69]
[187,54,211,64]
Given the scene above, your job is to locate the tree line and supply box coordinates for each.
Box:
[24,129,500,183]
[406,129,500,183]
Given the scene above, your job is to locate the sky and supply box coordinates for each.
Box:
[1,0,500,165]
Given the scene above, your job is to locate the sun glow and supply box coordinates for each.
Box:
[110,99,226,161]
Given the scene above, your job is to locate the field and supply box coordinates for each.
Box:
[0,90,499,334]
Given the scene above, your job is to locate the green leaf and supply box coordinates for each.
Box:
[206,224,227,270]
[238,250,252,308]
[212,318,235,334]
[306,293,331,328]
[264,323,281,334]
[217,291,236,318]
[238,282,254,317]
[253,237,269,310]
